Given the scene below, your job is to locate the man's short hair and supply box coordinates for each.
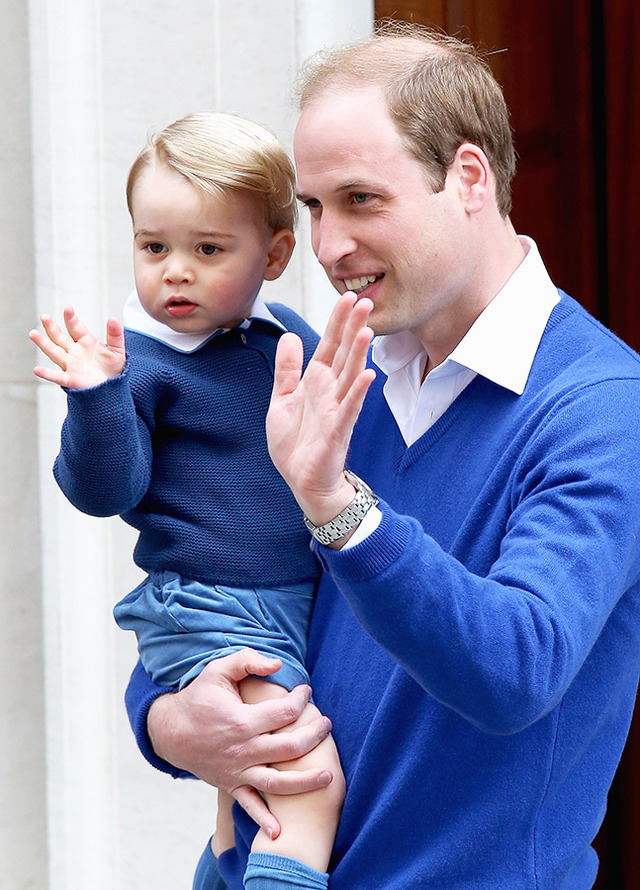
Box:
[295,21,516,217]
[126,112,297,231]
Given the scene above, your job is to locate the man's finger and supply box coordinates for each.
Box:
[335,322,375,403]
[251,710,332,762]
[214,648,285,686]
[244,763,334,797]
[332,296,374,379]
[312,291,358,366]
[272,332,304,399]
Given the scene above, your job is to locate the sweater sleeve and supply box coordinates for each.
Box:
[124,660,195,779]
[316,378,640,735]
[53,364,154,516]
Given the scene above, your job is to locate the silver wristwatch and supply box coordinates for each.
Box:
[303,470,378,546]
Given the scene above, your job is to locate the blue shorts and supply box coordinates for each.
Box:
[113,571,315,691]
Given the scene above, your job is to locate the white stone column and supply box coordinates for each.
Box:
[23,1,374,888]
[0,1,48,887]
[28,2,122,886]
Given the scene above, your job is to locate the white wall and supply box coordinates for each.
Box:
[2,1,373,887]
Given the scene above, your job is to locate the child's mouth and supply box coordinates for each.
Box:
[167,299,197,318]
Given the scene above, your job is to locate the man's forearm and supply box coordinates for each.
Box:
[125,659,191,777]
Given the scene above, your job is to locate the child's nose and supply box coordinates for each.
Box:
[162,254,194,285]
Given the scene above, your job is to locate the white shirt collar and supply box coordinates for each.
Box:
[122,290,287,354]
[372,236,559,396]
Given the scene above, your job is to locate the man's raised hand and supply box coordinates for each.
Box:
[267,292,376,528]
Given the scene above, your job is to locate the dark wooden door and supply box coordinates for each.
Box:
[375,2,640,887]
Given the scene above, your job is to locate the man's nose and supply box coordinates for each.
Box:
[313,213,357,269]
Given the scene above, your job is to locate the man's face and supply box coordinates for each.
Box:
[294,86,473,353]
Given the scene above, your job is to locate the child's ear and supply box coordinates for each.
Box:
[263,229,295,280]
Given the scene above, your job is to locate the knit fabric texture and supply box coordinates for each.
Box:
[130,292,640,888]
[53,304,320,588]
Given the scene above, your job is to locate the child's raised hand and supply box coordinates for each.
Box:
[29,305,127,390]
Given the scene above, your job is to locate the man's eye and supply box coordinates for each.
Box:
[199,244,219,256]
[146,243,166,254]
[352,193,369,204]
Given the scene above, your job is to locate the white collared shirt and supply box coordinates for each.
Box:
[347,236,560,546]
[372,236,559,447]
[122,290,286,353]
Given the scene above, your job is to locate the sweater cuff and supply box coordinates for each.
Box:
[315,499,414,581]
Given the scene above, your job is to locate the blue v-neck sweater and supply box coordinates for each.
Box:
[129,292,640,888]
[301,293,640,888]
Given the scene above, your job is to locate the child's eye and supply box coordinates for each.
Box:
[198,244,219,256]
[146,243,166,255]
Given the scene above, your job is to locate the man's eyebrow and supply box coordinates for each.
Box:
[296,181,380,202]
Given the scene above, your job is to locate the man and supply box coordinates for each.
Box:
[127,23,640,889]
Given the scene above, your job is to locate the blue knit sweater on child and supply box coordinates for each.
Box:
[53,304,319,588]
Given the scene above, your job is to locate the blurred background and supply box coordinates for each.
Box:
[2,1,638,887]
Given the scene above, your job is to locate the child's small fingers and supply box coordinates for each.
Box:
[63,306,92,342]
[32,365,66,386]
[39,314,73,350]
[29,329,68,369]
[105,317,126,352]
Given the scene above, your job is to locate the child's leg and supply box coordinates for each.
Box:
[239,676,345,874]
[211,788,236,859]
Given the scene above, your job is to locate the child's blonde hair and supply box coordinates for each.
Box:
[126,112,297,231]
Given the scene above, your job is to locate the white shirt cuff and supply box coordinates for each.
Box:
[341,505,382,549]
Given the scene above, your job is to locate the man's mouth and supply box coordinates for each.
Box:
[167,298,197,318]
[343,274,383,294]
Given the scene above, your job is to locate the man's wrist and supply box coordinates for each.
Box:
[342,503,382,549]
[303,471,378,547]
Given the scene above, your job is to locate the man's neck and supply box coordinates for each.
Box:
[419,218,526,374]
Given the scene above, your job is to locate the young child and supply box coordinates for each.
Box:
[30,112,344,889]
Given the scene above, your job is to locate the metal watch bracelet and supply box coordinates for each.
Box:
[303,470,378,546]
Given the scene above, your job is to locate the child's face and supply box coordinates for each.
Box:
[130,161,293,334]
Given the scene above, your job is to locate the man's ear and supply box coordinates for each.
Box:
[454,143,492,214]
[263,229,296,280]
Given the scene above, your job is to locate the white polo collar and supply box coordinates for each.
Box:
[122,290,286,354]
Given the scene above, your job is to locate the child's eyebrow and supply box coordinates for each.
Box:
[191,230,238,241]
[133,228,238,241]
